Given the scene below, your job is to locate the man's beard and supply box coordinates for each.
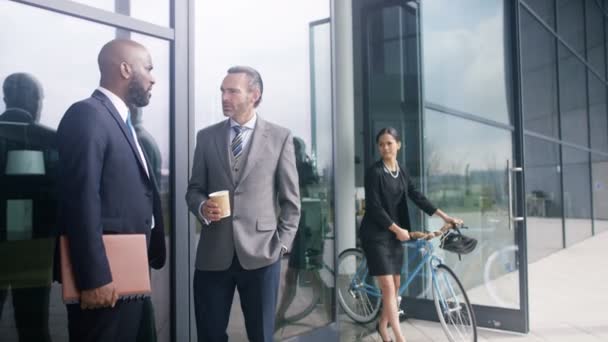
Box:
[127,74,150,107]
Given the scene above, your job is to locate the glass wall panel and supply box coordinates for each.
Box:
[71,0,170,27]
[558,43,589,147]
[557,0,584,56]
[523,0,555,29]
[193,1,332,340]
[424,110,519,309]
[562,146,592,246]
[524,136,563,262]
[422,0,512,124]
[592,153,608,233]
[0,2,171,342]
[589,72,608,152]
[520,7,559,138]
[586,0,606,77]
[130,32,172,342]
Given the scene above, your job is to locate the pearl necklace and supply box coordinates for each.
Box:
[382,161,399,179]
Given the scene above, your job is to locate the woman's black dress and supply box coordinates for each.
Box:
[359,161,437,276]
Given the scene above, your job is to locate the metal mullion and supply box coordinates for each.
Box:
[424,102,515,131]
[11,0,174,41]
[583,1,596,237]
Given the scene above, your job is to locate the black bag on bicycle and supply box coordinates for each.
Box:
[439,227,478,256]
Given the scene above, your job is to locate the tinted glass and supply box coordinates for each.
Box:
[422,0,513,124]
[557,0,584,56]
[558,43,588,147]
[424,109,519,309]
[562,146,592,246]
[589,72,608,152]
[524,136,563,262]
[0,2,172,340]
[520,7,559,138]
[592,153,608,234]
[523,0,555,28]
[586,0,606,77]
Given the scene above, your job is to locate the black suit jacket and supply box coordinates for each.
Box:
[56,90,165,291]
[360,160,437,242]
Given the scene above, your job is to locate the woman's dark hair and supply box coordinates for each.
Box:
[375,127,401,144]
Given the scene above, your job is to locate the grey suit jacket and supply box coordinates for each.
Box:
[186,117,301,271]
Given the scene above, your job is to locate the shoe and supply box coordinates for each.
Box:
[375,322,392,342]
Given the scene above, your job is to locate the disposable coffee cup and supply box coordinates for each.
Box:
[209,190,231,218]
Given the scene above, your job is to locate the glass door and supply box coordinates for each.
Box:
[357,0,529,333]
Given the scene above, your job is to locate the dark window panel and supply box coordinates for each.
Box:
[520,7,559,138]
[557,0,585,57]
[562,146,592,246]
[586,0,606,77]
[558,43,589,147]
[524,136,563,262]
[588,72,608,152]
[524,0,555,29]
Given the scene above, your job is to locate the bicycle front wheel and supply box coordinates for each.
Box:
[336,248,381,323]
[432,264,477,342]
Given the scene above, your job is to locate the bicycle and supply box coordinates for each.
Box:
[337,223,478,342]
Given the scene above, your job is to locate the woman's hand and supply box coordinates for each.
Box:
[395,228,411,241]
[434,209,464,227]
[443,215,463,227]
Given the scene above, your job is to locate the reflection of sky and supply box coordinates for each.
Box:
[70,0,170,26]
[194,0,330,153]
[422,0,511,124]
[0,2,172,171]
[424,109,512,173]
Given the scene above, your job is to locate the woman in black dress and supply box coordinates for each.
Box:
[360,128,462,342]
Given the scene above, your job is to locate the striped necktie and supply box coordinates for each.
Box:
[231,125,244,160]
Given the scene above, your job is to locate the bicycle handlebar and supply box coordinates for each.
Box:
[408,222,461,241]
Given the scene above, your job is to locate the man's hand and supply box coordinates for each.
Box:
[201,200,223,222]
[80,282,118,310]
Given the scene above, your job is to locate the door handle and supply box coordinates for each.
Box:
[507,160,524,231]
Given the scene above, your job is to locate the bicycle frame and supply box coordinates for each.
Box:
[349,239,444,299]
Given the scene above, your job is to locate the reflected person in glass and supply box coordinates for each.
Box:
[275,137,322,331]
[0,72,55,342]
[359,127,462,342]
[56,39,166,342]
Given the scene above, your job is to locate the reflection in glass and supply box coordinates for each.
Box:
[71,0,170,27]
[592,153,608,234]
[523,0,555,28]
[422,0,512,124]
[520,6,559,138]
[585,0,606,77]
[0,2,115,340]
[424,110,519,309]
[589,72,608,153]
[130,33,172,342]
[557,0,585,56]
[524,136,563,262]
[562,147,592,246]
[194,1,332,340]
[558,44,588,147]
[0,73,57,342]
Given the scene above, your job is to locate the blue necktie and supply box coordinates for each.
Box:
[231,126,244,159]
[126,111,135,133]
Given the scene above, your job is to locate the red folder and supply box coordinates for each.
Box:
[60,234,151,304]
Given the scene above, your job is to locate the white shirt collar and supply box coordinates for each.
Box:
[97,86,129,123]
[229,113,257,130]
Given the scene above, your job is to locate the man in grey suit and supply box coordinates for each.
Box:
[186,66,300,342]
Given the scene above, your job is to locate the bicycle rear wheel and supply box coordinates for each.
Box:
[282,270,323,323]
[336,248,381,323]
[432,264,477,342]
